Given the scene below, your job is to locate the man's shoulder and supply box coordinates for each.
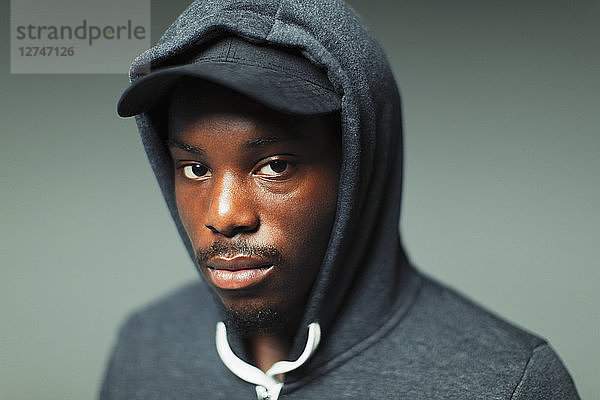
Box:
[306,271,579,398]
[349,271,579,398]
[100,281,233,399]
[117,280,217,341]
[410,273,545,352]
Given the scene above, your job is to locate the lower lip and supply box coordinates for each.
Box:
[206,266,274,290]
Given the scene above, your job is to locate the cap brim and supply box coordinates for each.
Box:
[117,62,341,117]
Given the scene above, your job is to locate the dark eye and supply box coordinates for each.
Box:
[182,164,210,180]
[257,160,289,176]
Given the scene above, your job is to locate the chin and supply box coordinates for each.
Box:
[222,303,285,337]
[220,294,305,337]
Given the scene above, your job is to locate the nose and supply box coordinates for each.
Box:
[204,172,259,237]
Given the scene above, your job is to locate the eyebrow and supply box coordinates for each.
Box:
[168,136,290,153]
[244,136,287,148]
[168,139,205,154]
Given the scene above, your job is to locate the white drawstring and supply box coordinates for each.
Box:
[215,321,321,400]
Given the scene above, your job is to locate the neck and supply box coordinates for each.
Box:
[248,334,292,378]
[235,300,307,373]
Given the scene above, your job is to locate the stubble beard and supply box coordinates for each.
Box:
[217,294,305,339]
[223,304,285,338]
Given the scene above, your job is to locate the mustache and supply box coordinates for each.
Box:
[195,241,283,265]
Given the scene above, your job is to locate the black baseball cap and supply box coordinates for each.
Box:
[117,36,341,117]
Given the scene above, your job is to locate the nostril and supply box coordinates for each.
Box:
[205,224,219,234]
[204,220,259,238]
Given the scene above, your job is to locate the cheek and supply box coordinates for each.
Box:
[266,171,339,300]
[174,184,206,244]
[267,168,339,262]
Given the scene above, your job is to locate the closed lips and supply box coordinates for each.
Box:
[205,265,274,290]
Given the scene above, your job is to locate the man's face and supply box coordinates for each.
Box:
[168,82,341,334]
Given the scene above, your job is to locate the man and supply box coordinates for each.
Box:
[101,0,579,398]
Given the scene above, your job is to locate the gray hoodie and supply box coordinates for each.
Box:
[100,0,579,398]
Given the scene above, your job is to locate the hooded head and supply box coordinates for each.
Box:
[117,0,414,374]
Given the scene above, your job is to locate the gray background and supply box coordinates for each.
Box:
[1,0,598,398]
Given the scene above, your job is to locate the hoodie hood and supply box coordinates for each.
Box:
[124,0,417,381]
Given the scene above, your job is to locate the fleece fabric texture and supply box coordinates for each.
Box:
[100,271,579,399]
[100,0,580,398]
